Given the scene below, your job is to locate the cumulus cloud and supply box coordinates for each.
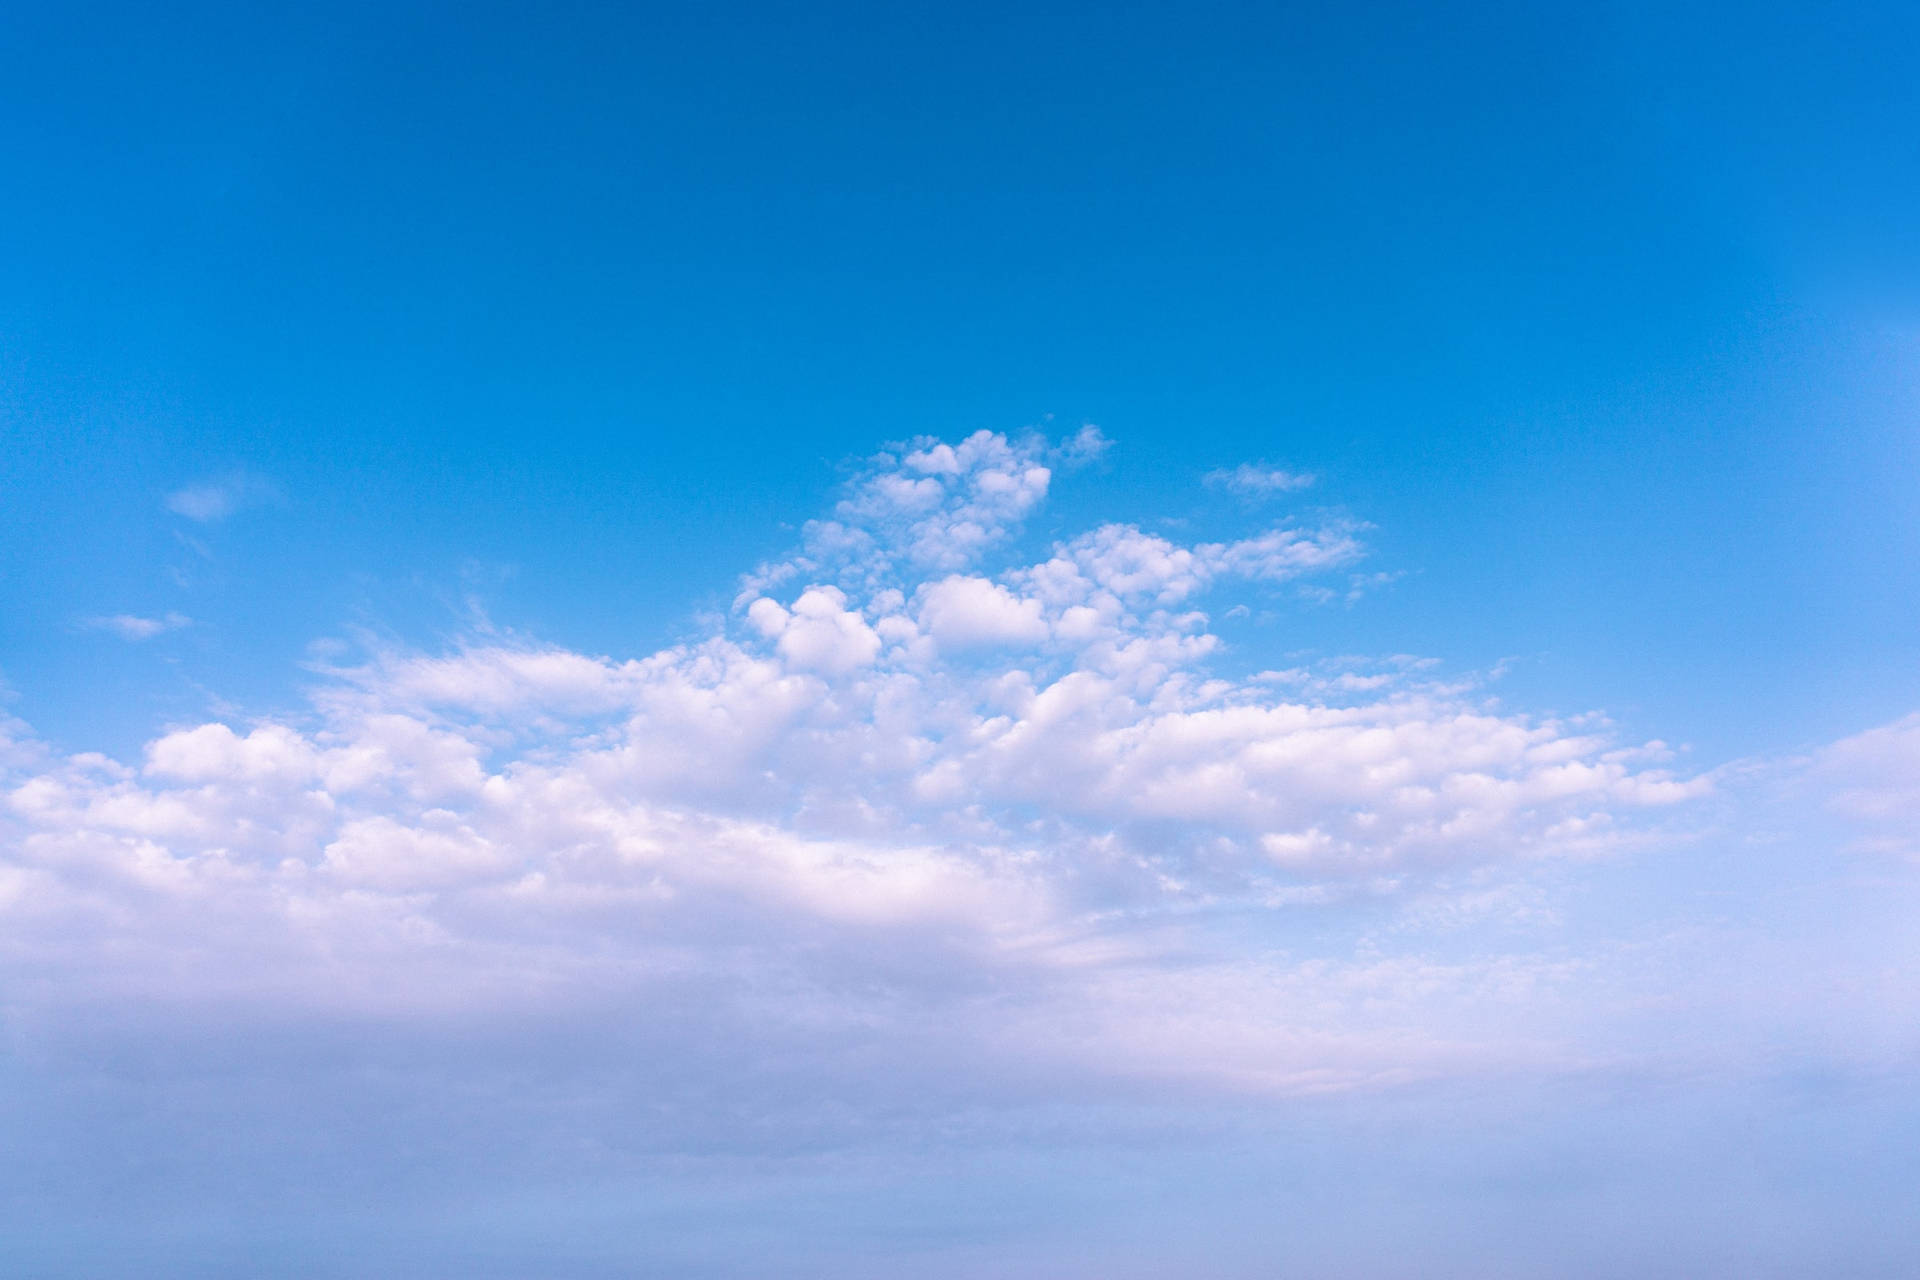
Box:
[916,575,1048,649]
[755,585,883,674]
[83,611,191,640]
[11,426,1894,1120]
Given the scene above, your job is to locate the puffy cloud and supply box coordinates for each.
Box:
[916,576,1048,649]
[1051,526,1211,605]
[740,431,1054,599]
[1203,523,1366,581]
[783,586,882,671]
[145,722,318,784]
[6,425,1873,1119]
[754,586,883,674]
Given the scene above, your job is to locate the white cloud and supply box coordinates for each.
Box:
[321,814,512,891]
[1813,711,1920,856]
[746,430,1054,593]
[165,471,280,522]
[84,611,191,640]
[1053,423,1111,466]
[761,585,883,674]
[145,722,318,784]
[332,644,647,717]
[1205,462,1317,496]
[11,426,1907,1125]
[1204,523,1366,580]
[917,575,1048,649]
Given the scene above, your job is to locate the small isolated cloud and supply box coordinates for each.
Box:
[84,612,191,641]
[1206,462,1316,497]
[1345,569,1404,602]
[1053,423,1111,467]
[165,472,280,522]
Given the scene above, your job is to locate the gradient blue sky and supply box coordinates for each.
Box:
[2,3,1918,1277]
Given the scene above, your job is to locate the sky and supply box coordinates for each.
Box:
[1,2,1917,1276]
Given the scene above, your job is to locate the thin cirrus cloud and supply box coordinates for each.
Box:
[81,611,191,640]
[1204,461,1317,496]
[1812,711,1920,857]
[2,428,1913,1129]
[163,471,281,522]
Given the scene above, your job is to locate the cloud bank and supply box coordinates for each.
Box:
[3,430,1910,1120]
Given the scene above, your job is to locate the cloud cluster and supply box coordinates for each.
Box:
[2,429,1870,1108]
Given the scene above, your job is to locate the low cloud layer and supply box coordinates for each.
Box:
[4,431,1914,1125]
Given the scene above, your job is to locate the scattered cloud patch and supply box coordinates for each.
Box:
[165,471,281,522]
[1053,423,1111,466]
[1206,462,1317,497]
[83,612,191,640]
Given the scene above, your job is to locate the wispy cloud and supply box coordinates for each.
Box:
[164,471,280,522]
[1205,462,1316,496]
[82,611,191,640]
[1052,422,1111,466]
[1815,711,1920,857]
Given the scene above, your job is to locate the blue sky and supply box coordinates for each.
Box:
[3,3,1918,1276]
